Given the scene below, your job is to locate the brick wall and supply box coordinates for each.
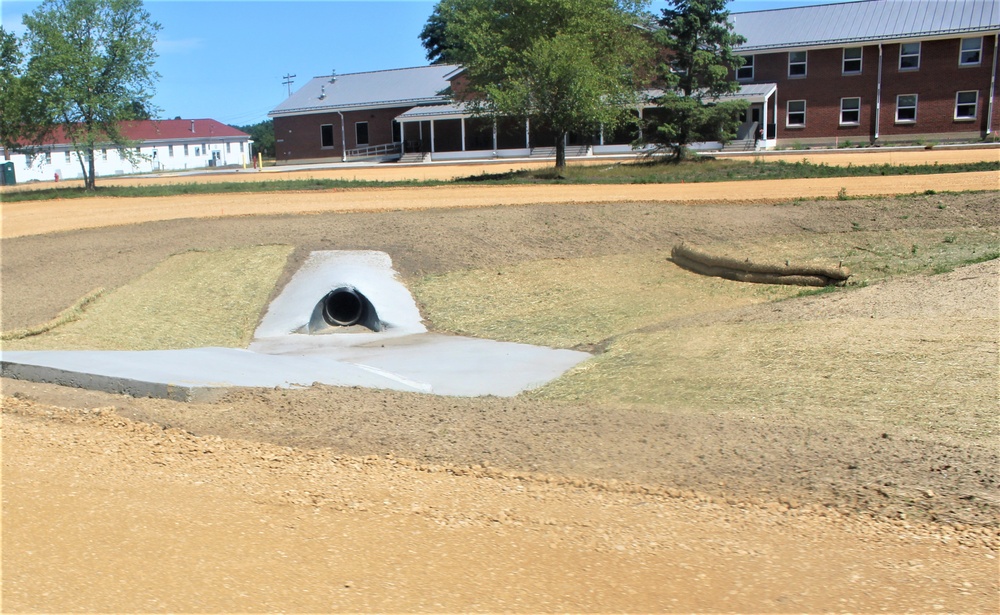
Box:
[744,35,998,146]
[273,107,406,162]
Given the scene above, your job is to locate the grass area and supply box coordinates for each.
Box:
[3,245,293,351]
[412,231,998,441]
[2,157,996,202]
[456,158,1000,184]
[413,252,800,350]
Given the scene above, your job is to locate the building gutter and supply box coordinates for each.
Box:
[875,43,883,141]
[988,33,999,136]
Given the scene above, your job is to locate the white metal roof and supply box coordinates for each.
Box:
[269,64,461,117]
[396,102,470,121]
[733,0,1000,52]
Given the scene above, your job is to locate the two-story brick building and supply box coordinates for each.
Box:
[268,0,999,164]
[730,0,999,147]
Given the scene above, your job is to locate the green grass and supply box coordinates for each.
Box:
[455,158,999,185]
[2,157,996,202]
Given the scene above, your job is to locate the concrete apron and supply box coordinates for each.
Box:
[1,251,590,401]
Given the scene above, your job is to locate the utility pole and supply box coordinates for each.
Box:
[282,73,296,97]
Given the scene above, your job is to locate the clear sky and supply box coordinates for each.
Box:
[2,0,849,126]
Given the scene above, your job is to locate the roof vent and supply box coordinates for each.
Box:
[330,69,337,83]
[190,120,195,133]
[319,85,326,100]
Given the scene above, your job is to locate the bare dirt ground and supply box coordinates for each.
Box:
[2,152,999,612]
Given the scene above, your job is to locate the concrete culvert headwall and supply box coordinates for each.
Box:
[308,286,382,333]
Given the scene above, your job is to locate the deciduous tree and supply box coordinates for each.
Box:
[645,0,747,160]
[22,0,160,189]
[422,0,655,174]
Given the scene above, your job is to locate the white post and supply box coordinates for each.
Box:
[761,97,769,150]
[461,117,466,152]
[525,118,531,150]
[492,120,498,151]
[400,121,405,154]
[430,119,436,156]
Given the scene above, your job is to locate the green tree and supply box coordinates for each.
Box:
[0,27,27,154]
[645,0,747,160]
[235,119,275,159]
[22,0,160,189]
[421,0,655,174]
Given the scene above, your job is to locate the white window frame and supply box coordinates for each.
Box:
[786,100,806,127]
[839,97,861,126]
[959,37,982,66]
[183,144,189,156]
[954,91,978,120]
[737,55,754,81]
[788,50,807,77]
[899,42,920,70]
[842,47,863,74]
[168,145,174,157]
[895,94,917,123]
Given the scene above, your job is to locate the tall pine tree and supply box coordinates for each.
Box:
[646,0,747,160]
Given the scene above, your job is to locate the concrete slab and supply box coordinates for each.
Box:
[1,251,590,400]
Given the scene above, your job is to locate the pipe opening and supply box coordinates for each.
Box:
[322,288,364,326]
[306,286,382,333]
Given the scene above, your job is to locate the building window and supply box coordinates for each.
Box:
[45,151,52,164]
[239,142,244,153]
[899,42,920,70]
[101,148,108,160]
[168,145,174,157]
[65,151,71,162]
[959,37,982,66]
[321,124,335,148]
[202,143,208,154]
[786,100,806,127]
[184,144,189,156]
[355,122,369,146]
[895,94,917,123]
[788,51,807,77]
[840,97,861,125]
[737,55,754,80]
[226,142,231,153]
[955,91,978,120]
[843,47,862,74]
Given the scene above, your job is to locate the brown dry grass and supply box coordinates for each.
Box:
[3,245,292,351]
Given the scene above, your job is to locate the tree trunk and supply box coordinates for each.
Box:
[86,146,96,190]
[554,132,567,177]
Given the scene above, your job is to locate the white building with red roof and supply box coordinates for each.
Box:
[1,118,252,184]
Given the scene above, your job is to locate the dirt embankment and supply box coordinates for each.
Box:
[2,157,998,612]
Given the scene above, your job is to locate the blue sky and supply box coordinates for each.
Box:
[2,0,847,126]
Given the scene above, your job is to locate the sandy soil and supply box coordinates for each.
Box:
[2,152,998,612]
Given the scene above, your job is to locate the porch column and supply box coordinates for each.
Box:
[400,121,405,154]
[461,117,466,152]
[430,119,436,154]
[525,118,531,150]
[761,96,769,149]
[599,124,605,146]
[492,120,498,151]
[773,91,778,144]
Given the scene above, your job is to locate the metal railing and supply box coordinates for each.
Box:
[345,142,402,160]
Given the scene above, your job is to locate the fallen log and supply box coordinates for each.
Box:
[671,244,850,287]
